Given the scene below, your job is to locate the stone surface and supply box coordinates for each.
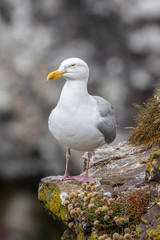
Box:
[38,178,82,224]
[136,202,160,239]
[89,141,158,191]
[38,141,160,239]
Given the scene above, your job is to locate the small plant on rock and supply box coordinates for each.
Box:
[64,182,145,239]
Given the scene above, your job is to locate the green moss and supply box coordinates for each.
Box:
[150,150,160,160]
[134,226,142,238]
[128,90,160,147]
[61,229,77,240]
[141,217,149,225]
[38,181,70,224]
[145,163,154,179]
[147,225,160,240]
[155,198,160,207]
[145,150,160,181]
[90,232,99,240]
[77,232,86,240]
[136,226,141,233]
[61,223,85,240]
[152,159,160,171]
[155,213,160,220]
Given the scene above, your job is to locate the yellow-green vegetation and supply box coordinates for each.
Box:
[135,226,142,238]
[128,90,160,147]
[38,181,70,224]
[63,182,150,239]
[155,196,160,207]
[136,194,160,240]
[141,217,149,225]
[147,225,160,240]
[145,150,160,181]
[90,232,99,240]
[77,232,86,240]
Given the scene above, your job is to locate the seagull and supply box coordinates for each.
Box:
[47,58,116,182]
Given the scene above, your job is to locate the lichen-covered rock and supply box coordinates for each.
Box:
[38,177,81,224]
[90,232,99,240]
[136,199,160,239]
[61,228,77,240]
[147,225,160,240]
[77,232,86,240]
[145,150,160,181]
[38,142,160,239]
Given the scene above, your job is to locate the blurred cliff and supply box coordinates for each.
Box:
[0,0,160,239]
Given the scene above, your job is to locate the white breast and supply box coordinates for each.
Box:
[48,99,105,151]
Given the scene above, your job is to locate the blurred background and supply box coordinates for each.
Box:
[0,0,160,239]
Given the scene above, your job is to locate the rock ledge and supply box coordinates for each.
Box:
[38,141,160,239]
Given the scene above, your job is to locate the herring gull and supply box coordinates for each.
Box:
[47,58,116,182]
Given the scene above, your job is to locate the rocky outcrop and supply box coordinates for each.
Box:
[38,141,160,239]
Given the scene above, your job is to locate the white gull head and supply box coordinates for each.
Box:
[58,57,89,81]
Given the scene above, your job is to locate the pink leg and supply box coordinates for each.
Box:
[51,148,72,181]
[72,152,94,183]
[62,148,71,179]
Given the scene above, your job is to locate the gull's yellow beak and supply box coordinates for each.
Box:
[47,70,66,80]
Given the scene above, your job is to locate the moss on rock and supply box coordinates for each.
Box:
[61,228,77,240]
[135,226,142,237]
[141,217,149,226]
[77,232,86,240]
[145,150,160,181]
[155,196,160,208]
[90,232,99,240]
[147,225,160,240]
[136,201,160,240]
[38,179,70,224]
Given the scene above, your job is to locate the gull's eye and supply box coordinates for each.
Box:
[71,64,76,67]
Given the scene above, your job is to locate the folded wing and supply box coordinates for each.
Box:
[93,96,116,144]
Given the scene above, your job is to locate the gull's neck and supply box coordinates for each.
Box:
[58,80,90,109]
[58,79,89,106]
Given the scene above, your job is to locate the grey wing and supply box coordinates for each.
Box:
[93,96,116,144]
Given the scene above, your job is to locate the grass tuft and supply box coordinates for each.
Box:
[128,89,160,148]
